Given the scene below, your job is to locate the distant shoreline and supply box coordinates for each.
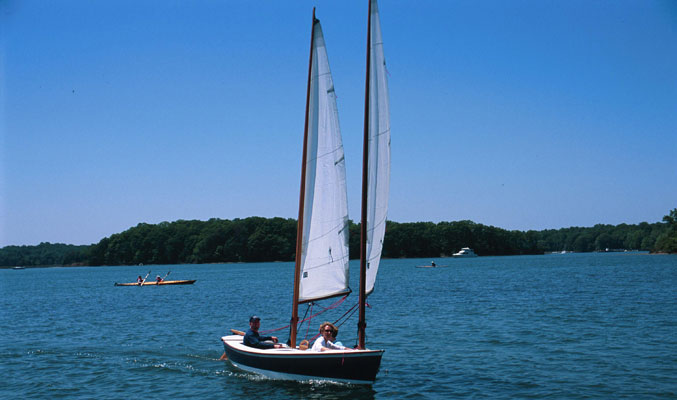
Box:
[2,215,675,267]
[4,250,673,270]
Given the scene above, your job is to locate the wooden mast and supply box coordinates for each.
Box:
[358,0,372,350]
[291,7,317,349]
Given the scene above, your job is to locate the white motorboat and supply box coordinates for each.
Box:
[452,247,478,258]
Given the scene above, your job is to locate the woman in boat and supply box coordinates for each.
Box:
[312,322,351,351]
[137,275,143,284]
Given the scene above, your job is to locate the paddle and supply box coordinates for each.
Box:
[139,270,151,286]
[160,271,171,282]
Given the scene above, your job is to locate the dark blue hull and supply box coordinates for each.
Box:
[222,339,384,384]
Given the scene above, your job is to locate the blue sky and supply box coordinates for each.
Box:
[2,0,676,246]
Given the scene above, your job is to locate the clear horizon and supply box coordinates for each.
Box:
[2,0,676,246]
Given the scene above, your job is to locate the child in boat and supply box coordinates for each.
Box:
[331,327,343,347]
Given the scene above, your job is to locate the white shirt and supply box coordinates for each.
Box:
[311,336,347,351]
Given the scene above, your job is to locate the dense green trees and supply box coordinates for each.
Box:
[654,209,677,253]
[2,212,674,267]
[87,218,297,266]
[0,242,90,267]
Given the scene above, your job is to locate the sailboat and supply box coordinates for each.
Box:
[221,0,390,384]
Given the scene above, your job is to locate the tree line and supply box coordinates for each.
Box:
[2,209,676,267]
[0,242,91,268]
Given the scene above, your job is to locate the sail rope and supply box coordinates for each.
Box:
[306,300,371,344]
[304,302,314,339]
[334,301,363,329]
[263,296,373,347]
[261,294,349,336]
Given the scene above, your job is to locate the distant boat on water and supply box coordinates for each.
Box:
[416,260,447,268]
[12,266,26,270]
[114,280,196,286]
[452,247,478,258]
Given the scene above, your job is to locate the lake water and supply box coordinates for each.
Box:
[1,253,675,399]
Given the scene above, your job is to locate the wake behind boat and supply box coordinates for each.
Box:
[222,0,390,385]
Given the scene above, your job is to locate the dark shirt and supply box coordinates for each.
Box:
[243,329,275,349]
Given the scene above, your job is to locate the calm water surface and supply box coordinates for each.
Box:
[1,253,675,399]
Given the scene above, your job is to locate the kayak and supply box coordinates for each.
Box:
[114,280,196,286]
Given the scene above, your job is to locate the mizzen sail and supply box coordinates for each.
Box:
[298,19,350,303]
[364,0,390,296]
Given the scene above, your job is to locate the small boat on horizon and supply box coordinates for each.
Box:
[452,247,478,258]
[416,261,447,268]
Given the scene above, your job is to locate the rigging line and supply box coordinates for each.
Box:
[262,295,349,335]
[303,302,314,340]
[293,303,312,340]
[262,324,291,334]
[306,300,361,343]
[301,296,347,321]
[301,303,311,325]
[286,303,313,343]
[299,296,348,340]
[334,302,359,329]
[313,294,348,312]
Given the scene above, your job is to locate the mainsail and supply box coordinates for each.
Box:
[297,18,350,303]
[364,0,390,296]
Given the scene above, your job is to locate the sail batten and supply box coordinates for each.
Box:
[297,19,350,304]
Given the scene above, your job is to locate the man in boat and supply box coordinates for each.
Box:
[243,316,283,349]
[311,322,351,351]
[137,275,143,284]
[431,261,436,267]
[155,275,163,283]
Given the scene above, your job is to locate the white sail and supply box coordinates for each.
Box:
[298,20,351,303]
[365,0,390,296]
